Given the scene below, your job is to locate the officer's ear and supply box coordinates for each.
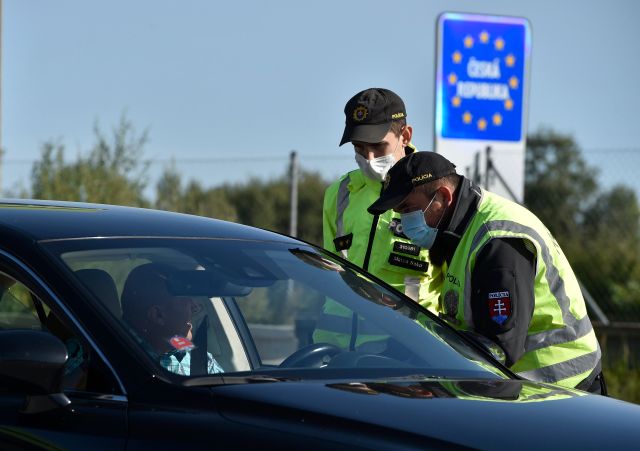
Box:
[400,125,413,146]
[436,184,454,210]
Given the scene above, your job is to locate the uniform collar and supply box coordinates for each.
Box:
[442,177,482,239]
[429,177,481,265]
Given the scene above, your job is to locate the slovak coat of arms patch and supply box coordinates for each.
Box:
[488,291,512,325]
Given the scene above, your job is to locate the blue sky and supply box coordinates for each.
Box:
[3,0,639,198]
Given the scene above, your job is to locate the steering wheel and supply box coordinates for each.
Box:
[278,342,342,368]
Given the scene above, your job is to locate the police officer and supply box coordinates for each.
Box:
[368,151,606,393]
[323,88,442,305]
[315,88,443,348]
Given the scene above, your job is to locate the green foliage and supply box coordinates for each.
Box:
[223,176,289,231]
[525,128,599,236]
[572,187,640,318]
[25,116,328,246]
[525,129,640,321]
[221,170,326,245]
[31,116,149,206]
[295,172,328,246]
[603,359,640,404]
[155,164,238,221]
[155,165,327,246]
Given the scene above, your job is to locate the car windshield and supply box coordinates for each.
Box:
[43,237,509,382]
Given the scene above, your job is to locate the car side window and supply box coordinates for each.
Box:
[0,271,120,394]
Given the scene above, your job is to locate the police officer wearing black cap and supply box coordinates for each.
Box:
[315,89,444,348]
[368,151,606,394]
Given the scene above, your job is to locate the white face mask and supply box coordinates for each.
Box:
[354,131,404,182]
[355,153,396,181]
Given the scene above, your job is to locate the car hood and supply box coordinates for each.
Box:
[212,377,640,449]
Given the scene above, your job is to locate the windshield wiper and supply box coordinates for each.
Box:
[183,374,298,387]
[231,375,297,384]
[383,374,450,381]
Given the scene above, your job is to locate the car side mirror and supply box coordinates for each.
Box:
[461,330,507,365]
[0,330,71,414]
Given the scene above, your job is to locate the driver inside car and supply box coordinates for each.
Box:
[121,262,224,376]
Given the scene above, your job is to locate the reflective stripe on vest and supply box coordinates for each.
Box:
[439,190,600,387]
[325,163,442,311]
[334,176,429,301]
[335,175,351,259]
[517,349,601,383]
[465,220,596,354]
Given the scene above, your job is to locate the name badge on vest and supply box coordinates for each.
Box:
[333,233,353,252]
[388,218,408,239]
[393,241,421,256]
[388,253,429,272]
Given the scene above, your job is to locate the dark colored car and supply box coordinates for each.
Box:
[0,199,639,450]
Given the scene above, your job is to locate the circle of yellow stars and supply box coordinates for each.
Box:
[448,29,520,132]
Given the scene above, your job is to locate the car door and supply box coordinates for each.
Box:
[0,256,128,450]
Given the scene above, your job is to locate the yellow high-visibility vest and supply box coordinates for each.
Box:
[441,189,600,388]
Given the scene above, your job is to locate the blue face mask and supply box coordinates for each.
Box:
[400,193,444,249]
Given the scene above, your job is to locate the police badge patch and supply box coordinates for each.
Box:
[444,290,459,318]
[488,291,512,325]
[353,106,368,122]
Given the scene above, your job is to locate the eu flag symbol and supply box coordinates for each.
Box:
[437,14,531,142]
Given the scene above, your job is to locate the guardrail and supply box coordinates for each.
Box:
[593,322,640,369]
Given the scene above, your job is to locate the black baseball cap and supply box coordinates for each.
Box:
[339,88,407,146]
[368,151,457,214]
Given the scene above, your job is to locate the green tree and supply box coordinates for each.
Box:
[525,128,599,237]
[155,164,238,221]
[154,163,326,245]
[294,171,327,246]
[525,129,640,321]
[572,186,640,319]
[31,116,149,206]
[221,170,327,245]
[155,162,183,212]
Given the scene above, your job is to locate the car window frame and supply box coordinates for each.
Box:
[38,236,517,382]
[0,248,128,399]
[221,296,263,369]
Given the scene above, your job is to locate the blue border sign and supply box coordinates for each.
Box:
[436,13,531,142]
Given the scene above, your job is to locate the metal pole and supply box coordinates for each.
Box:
[287,151,299,309]
[578,280,610,326]
[490,164,520,203]
[484,146,492,190]
[473,151,481,185]
[289,150,298,237]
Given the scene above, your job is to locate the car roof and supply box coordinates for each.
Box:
[0,199,296,243]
